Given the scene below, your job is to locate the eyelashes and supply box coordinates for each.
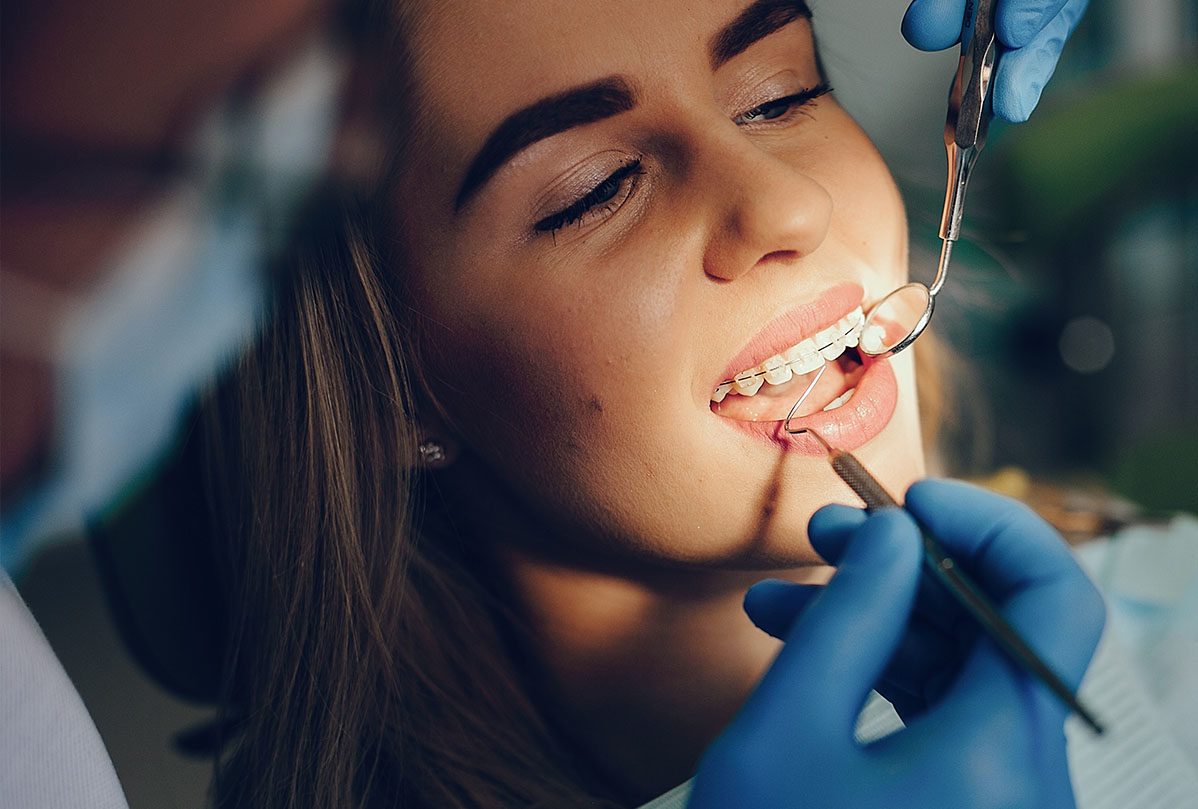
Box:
[734,81,831,125]
[534,159,644,235]
[533,82,831,239]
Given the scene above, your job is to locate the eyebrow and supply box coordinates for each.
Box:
[454,78,636,211]
[710,0,812,69]
[453,0,813,212]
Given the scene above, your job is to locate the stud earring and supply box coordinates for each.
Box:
[417,439,448,468]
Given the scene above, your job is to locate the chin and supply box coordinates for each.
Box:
[760,387,925,566]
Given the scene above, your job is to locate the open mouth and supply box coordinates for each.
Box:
[711,307,868,423]
[708,290,900,453]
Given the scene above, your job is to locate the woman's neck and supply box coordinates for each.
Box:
[502,550,832,804]
[433,455,831,802]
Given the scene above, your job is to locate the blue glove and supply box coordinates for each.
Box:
[687,479,1105,809]
[902,0,1090,122]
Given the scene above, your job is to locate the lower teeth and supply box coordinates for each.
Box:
[822,389,853,411]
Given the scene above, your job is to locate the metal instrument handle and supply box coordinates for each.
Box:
[938,0,998,244]
[946,0,998,152]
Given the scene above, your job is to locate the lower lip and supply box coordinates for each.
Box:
[714,356,898,456]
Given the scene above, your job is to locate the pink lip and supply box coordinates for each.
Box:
[717,281,863,384]
[717,354,899,456]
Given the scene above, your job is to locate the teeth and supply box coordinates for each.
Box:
[787,345,824,375]
[861,323,887,355]
[713,307,865,402]
[733,369,763,396]
[822,389,854,411]
[761,354,792,385]
[839,313,861,348]
[816,327,845,361]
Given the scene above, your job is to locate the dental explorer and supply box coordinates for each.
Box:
[859,0,998,358]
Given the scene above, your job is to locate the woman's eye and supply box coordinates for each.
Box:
[737,98,792,123]
[734,81,832,126]
[535,159,644,236]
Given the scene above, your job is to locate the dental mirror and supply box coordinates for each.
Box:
[857,243,946,358]
[861,0,997,358]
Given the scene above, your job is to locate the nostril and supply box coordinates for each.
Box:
[759,249,801,265]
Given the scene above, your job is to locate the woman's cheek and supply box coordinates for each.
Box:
[815,120,908,286]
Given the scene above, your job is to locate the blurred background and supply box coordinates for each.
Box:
[819,0,1198,515]
[2,0,1196,806]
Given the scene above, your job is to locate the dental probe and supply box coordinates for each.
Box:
[784,423,1106,736]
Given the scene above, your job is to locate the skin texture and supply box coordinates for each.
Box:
[386,0,926,798]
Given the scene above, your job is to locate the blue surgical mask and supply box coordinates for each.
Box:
[1,39,344,574]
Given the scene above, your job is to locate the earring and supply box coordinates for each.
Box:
[417,439,448,468]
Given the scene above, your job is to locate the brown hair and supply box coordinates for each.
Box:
[203,196,618,808]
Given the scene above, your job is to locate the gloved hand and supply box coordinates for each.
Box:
[687,479,1105,809]
[902,0,1090,122]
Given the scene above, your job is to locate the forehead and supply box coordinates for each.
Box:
[394,0,764,189]
[403,0,732,101]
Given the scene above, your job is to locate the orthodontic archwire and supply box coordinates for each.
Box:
[714,316,863,396]
[781,362,829,431]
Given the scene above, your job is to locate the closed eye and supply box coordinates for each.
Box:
[534,159,644,236]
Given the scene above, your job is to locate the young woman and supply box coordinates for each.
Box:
[204,0,1101,806]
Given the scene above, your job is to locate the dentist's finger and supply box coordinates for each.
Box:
[902,0,969,51]
[906,479,1105,692]
[995,0,1074,49]
[806,502,866,564]
[743,510,923,736]
[992,0,1089,121]
[904,479,1079,596]
[810,499,966,639]
[743,580,821,640]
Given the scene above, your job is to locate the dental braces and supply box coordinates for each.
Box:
[712,312,866,403]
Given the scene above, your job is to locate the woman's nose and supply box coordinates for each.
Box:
[699,137,833,282]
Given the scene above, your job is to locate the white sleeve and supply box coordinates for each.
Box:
[1,571,130,809]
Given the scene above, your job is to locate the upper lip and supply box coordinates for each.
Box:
[716,281,865,385]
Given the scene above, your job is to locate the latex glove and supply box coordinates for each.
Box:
[902,0,1090,122]
[687,479,1105,809]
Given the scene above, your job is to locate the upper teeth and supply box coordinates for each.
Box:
[712,307,864,403]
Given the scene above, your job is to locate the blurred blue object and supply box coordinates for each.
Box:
[0,40,344,575]
[1075,516,1198,770]
[902,0,1092,122]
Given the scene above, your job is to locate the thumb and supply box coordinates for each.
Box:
[743,509,924,736]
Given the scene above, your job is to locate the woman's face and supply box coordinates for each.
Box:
[390,0,925,568]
